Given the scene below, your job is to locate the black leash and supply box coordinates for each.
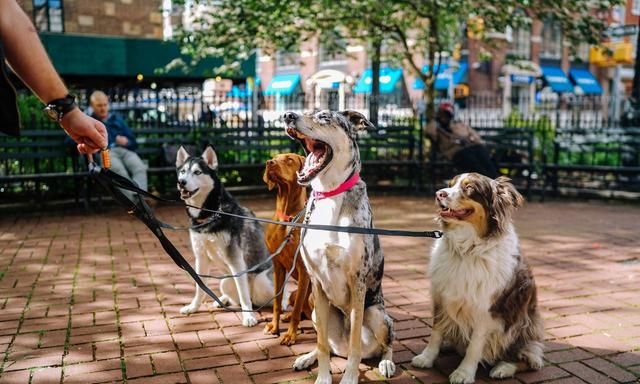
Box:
[89,160,298,313]
[88,156,443,313]
[196,209,305,280]
[95,163,443,239]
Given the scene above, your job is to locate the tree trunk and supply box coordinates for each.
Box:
[632,19,640,107]
[424,49,438,122]
[370,39,381,127]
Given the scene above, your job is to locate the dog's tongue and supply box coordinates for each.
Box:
[440,208,471,219]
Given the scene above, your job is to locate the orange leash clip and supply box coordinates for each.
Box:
[101,148,111,169]
[87,148,110,169]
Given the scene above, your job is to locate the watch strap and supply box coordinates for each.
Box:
[45,94,77,121]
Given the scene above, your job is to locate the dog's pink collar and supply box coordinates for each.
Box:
[312,172,360,200]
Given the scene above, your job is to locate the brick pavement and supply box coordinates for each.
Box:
[0,196,638,383]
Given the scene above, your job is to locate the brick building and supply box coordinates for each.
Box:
[18,0,165,38]
[258,3,639,116]
[15,0,253,90]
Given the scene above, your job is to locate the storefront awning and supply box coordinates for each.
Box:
[353,67,403,94]
[226,85,252,97]
[541,66,573,93]
[569,68,602,95]
[39,33,255,80]
[264,74,301,96]
[413,62,468,90]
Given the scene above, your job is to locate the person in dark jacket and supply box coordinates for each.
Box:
[426,102,499,178]
[0,0,106,153]
[90,91,148,199]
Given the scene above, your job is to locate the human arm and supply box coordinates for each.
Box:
[464,124,484,145]
[425,121,438,141]
[114,115,138,151]
[0,0,106,153]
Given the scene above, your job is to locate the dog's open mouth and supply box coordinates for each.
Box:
[438,204,473,220]
[178,187,199,200]
[287,127,333,184]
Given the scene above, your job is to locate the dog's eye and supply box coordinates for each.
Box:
[180,169,185,174]
[287,158,293,163]
[465,185,474,192]
[194,170,202,175]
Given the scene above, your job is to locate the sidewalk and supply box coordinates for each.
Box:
[0,196,638,383]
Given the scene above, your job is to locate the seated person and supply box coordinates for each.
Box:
[89,91,148,199]
[426,102,498,178]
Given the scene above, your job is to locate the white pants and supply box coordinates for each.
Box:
[109,146,148,199]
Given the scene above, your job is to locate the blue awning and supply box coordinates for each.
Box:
[413,62,468,90]
[264,74,301,96]
[541,66,573,93]
[569,68,602,95]
[226,85,252,97]
[353,67,404,94]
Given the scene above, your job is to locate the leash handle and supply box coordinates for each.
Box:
[87,148,110,169]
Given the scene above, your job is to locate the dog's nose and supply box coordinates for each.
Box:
[436,190,448,200]
[267,159,275,166]
[283,112,298,124]
[178,179,187,187]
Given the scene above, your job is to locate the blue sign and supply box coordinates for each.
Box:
[511,74,534,84]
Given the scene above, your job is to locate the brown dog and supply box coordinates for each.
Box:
[263,153,312,345]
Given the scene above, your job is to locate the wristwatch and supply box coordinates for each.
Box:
[43,94,77,122]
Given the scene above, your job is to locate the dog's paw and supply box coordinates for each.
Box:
[314,373,332,384]
[378,359,396,378]
[521,350,544,370]
[264,321,279,335]
[212,295,230,308]
[449,367,476,384]
[411,352,436,369]
[489,362,517,379]
[293,350,317,370]
[279,330,297,346]
[338,371,358,384]
[180,303,199,315]
[242,314,258,327]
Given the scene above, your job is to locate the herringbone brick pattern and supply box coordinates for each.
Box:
[0,196,638,383]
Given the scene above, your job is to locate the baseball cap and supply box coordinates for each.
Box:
[438,102,455,116]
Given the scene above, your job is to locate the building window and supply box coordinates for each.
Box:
[33,0,64,33]
[508,26,531,59]
[574,42,590,62]
[319,31,348,67]
[540,18,562,60]
[275,50,300,71]
[634,0,640,16]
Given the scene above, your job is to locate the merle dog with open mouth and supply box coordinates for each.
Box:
[284,110,396,384]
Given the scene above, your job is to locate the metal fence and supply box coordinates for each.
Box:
[1,86,639,207]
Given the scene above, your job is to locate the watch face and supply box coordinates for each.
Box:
[44,106,60,122]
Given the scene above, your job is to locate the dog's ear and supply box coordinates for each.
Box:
[263,166,276,191]
[339,110,375,131]
[294,154,305,170]
[494,176,524,209]
[202,146,219,170]
[487,176,523,237]
[176,146,189,168]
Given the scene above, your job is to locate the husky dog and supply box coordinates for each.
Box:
[284,110,395,384]
[176,146,275,327]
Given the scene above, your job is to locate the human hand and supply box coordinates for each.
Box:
[60,108,108,154]
[115,135,129,147]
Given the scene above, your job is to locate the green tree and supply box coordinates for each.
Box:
[173,0,622,121]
